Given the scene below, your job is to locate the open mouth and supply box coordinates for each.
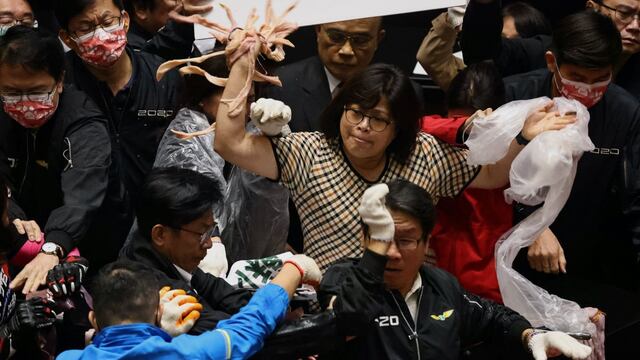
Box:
[385,268,401,272]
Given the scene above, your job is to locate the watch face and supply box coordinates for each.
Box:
[42,243,57,253]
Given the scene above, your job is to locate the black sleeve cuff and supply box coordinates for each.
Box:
[45,230,74,256]
[358,249,387,280]
[506,320,533,357]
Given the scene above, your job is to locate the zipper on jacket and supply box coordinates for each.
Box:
[390,288,423,360]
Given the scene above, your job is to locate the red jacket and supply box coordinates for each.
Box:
[421,115,512,302]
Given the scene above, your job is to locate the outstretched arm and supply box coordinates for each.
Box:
[213,48,279,180]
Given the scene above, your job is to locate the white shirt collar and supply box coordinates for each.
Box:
[404,273,423,322]
[173,264,193,284]
[324,66,341,94]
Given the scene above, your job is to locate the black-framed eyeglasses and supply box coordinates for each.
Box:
[168,224,218,245]
[0,86,57,104]
[70,13,124,39]
[596,1,640,24]
[344,106,392,132]
[0,14,37,28]
[324,28,374,48]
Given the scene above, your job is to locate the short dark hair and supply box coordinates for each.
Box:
[385,179,436,241]
[551,10,622,68]
[448,61,506,111]
[182,53,230,112]
[91,261,160,328]
[136,167,223,240]
[320,64,420,164]
[502,2,552,38]
[0,26,65,82]
[54,0,125,30]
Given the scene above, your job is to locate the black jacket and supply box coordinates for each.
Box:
[64,47,183,197]
[128,20,195,60]
[0,88,110,255]
[319,250,532,360]
[461,0,640,100]
[119,228,253,334]
[505,69,640,334]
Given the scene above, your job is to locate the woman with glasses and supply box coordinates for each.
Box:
[214,44,573,272]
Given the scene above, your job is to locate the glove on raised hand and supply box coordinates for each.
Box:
[447,5,466,28]
[529,330,593,360]
[159,287,203,337]
[249,98,292,136]
[0,297,56,337]
[283,254,322,286]
[358,183,394,242]
[47,256,88,297]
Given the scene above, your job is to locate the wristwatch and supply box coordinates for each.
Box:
[40,242,63,258]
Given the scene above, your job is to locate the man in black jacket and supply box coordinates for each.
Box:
[461,0,640,101]
[0,27,112,293]
[319,180,592,360]
[120,167,253,334]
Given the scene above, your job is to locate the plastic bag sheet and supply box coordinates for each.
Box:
[219,125,290,264]
[465,97,597,335]
[153,108,227,218]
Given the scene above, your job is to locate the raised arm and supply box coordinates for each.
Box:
[213,51,279,180]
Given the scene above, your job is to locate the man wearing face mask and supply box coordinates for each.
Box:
[0,0,37,36]
[0,26,112,294]
[498,11,640,358]
[462,0,640,101]
[53,0,183,208]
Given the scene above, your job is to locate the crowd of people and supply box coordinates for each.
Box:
[0,0,638,359]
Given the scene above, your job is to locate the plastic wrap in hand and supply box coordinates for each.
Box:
[465,97,596,334]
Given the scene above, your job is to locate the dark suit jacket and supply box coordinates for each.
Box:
[263,56,332,132]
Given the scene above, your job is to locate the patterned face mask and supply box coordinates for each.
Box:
[3,92,58,128]
[72,22,127,68]
[554,61,611,108]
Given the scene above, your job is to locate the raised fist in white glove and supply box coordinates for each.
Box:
[159,287,203,337]
[528,330,593,360]
[358,184,394,242]
[249,98,292,136]
[283,254,322,286]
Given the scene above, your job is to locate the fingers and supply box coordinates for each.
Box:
[182,309,201,323]
[559,249,567,274]
[25,220,41,242]
[9,269,28,290]
[12,219,25,235]
[160,289,187,304]
[548,334,593,359]
[23,267,47,294]
[159,286,171,297]
[531,344,548,360]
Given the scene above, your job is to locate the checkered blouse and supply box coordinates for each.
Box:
[271,132,480,271]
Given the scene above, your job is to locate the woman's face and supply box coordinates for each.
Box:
[339,97,396,162]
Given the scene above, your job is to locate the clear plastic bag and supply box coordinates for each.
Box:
[465,97,597,334]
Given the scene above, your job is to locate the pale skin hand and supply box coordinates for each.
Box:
[528,227,567,274]
[176,0,213,16]
[470,102,576,189]
[12,219,42,242]
[10,253,60,295]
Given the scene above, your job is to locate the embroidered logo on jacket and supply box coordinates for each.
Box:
[430,309,454,321]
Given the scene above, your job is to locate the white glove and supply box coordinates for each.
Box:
[358,184,394,242]
[528,330,593,360]
[159,287,203,337]
[198,241,228,278]
[283,254,322,285]
[447,5,466,28]
[249,98,292,136]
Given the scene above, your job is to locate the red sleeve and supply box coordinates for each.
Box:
[420,115,468,145]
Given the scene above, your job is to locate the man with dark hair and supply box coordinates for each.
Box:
[0,26,113,292]
[123,0,212,59]
[319,181,592,360]
[460,9,640,357]
[0,0,37,36]
[120,167,253,334]
[59,256,321,360]
[53,0,184,240]
[462,0,640,100]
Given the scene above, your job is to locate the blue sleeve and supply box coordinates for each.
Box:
[167,284,288,360]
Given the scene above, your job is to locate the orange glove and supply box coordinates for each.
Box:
[158,287,203,337]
